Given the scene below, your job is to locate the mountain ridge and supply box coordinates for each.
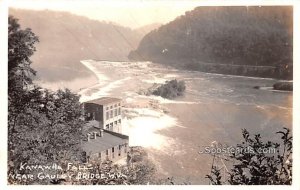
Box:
[9,8,155,82]
[129,6,293,79]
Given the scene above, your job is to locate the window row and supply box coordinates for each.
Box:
[105,103,121,110]
[105,119,121,130]
[105,108,121,120]
[100,143,128,159]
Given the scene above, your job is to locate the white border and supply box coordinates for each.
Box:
[0,0,299,190]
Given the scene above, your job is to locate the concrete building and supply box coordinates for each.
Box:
[82,97,122,134]
[81,121,129,163]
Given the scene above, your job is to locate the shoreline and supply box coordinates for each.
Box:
[87,59,293,82]
[34,75,98,92]
[254,81,293,93]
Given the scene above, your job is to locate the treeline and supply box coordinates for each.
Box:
[129,6,293,79]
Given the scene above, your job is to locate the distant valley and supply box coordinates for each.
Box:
[9,9,160,83]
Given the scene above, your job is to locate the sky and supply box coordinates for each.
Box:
[8,0,200,29]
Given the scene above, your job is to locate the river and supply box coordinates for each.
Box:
[78,60,292,184]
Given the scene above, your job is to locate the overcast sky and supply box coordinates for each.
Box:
[8,0,200,29]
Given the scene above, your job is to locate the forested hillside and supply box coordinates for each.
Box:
[129,6,293,79]
[9,9,155,82]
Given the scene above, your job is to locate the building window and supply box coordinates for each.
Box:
[118,108,121,115]
[110,110,113,118]
[110,105,113,109]
[106,150,108,155]
[112,147,114,152]
[118,145,121,156]
[118,119,121,124]
[82,151,87,163]
[106,124,109,130]
[114,121,117,125]
[114,104,117,108]
[114,109,117,117]
[106,112,109,120]
[118,103,121,106]
[124,143,127,153]
[99,152,101,158]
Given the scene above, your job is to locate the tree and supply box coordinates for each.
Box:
[8,17,84,185]
[152,79,186,99]
[8,17,41,181]
[8,15,39,94]
[206,128,292,185]
[8,87,84,184]
[8,16,39,136]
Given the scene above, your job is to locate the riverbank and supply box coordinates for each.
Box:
[273,81,293,91]
[253,81,293,92]
[34,74,98,92]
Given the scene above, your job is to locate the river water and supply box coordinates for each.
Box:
[78,60,292,184]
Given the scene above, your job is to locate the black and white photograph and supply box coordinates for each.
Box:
[1,0,299,187]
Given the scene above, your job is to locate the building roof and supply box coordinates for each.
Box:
[81,130,128,155]
[81,121,128,154]
[84,97,122,105]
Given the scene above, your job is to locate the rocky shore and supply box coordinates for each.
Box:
[273,81,293,91]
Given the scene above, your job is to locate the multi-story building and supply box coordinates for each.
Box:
[82,97,122,134]
[81,97,129,163]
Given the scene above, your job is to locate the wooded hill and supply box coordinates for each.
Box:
[9,9,160,82]
[129,6,293,79]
